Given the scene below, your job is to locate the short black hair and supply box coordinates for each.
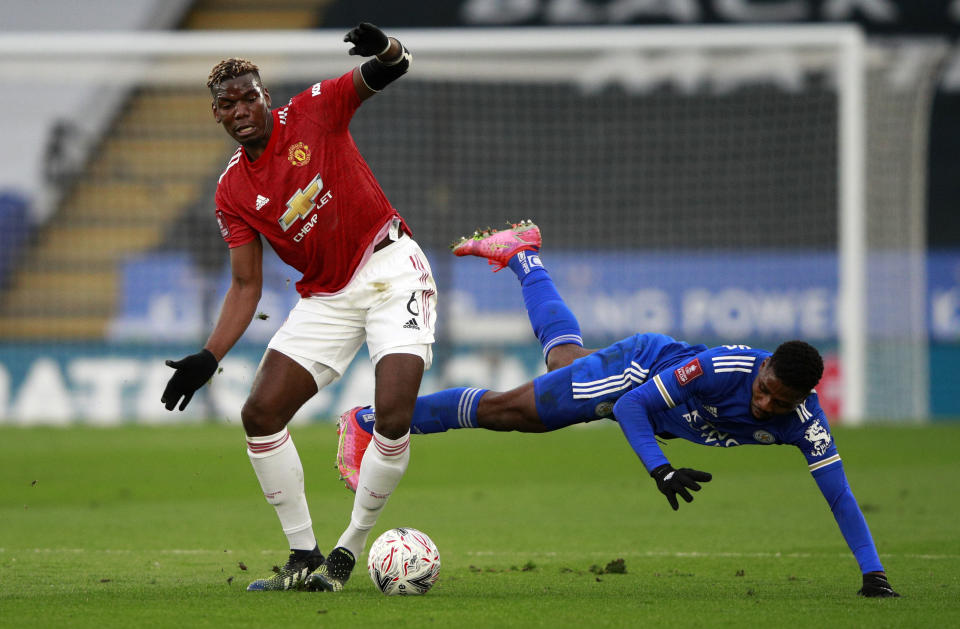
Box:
[207,57,262,96]
[770,340,824,393]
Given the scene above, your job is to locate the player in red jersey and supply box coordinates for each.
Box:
[161,23,435,592]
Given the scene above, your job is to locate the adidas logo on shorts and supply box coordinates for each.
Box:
[402,318,420,330]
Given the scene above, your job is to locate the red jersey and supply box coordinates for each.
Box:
[214,70,410,297]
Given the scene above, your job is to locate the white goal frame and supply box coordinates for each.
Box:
[0,25,870,420]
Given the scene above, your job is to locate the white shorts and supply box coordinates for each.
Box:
[267,234,437,389]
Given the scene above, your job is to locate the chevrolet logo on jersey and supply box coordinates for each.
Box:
[280,173,333,233]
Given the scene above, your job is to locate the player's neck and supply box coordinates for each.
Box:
[242,135,270,162]
[242,116,273,162]
[243,143,266,162]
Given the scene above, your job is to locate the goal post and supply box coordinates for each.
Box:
[0,25,943,423]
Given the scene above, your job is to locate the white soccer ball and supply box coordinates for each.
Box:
[367,527,441,596]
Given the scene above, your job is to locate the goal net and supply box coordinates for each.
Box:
[0,26,944,423]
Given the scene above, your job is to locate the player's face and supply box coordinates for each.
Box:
[749,358,807,420]
[211,74,272,149]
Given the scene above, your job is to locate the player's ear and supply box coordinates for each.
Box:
[263,87,271,108]
[212,101,221,123]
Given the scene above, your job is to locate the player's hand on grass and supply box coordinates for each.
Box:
[344,22,390,57]
[858,572,900,598]
[650,464,712,511]
[161,349,218,411]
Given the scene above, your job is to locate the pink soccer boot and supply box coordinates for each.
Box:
[336,406,373,493]
[450,219,541,271]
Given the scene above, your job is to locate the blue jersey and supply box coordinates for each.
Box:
[532,333,882,574]
[535,334,837,469]
[533,333,704,428]
[641,345,838,473]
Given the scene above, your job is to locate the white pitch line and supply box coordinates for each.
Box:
[0,548,281,556]
[464,550,960,560]
[1,548,958,560]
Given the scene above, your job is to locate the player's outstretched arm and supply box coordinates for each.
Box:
[810,458,901,597]
[346,22,412,101]
[612,385,712,510]
[858,571,900,598]
[162,239,262,411]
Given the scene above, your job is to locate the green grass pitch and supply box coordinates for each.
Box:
[2,421,959,628]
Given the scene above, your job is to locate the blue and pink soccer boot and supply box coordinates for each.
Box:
[450,220,541,271]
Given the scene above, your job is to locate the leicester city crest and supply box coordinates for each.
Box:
[594,401,614,418]
[753,430,775,444]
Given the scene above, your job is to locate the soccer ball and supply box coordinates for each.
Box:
[367,527,441,596]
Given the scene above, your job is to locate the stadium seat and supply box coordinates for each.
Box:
[0,0,328,340]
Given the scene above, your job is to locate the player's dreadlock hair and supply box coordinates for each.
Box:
[770,340,824,393]
[207,58,262,96]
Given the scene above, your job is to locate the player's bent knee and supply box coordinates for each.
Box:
[545,345,591,372]
[241,397,287,437]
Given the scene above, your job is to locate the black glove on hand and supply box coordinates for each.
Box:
[858,572,900,598]
[343,22,390,57]
[650,464,713,511]
[161,349,218,411]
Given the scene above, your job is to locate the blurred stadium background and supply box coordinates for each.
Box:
[1,0,959,426]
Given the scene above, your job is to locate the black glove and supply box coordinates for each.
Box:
[650,464,712,511]
[343,22,390,57]
[161,349,218,411]
[858,572,900,598]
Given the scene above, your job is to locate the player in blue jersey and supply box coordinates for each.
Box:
[336,220,900,598]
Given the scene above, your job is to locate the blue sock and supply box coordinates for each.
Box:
[353,388,487,436]
[353,407,376,435]
[506,251,583,358]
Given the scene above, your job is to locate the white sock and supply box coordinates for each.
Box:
[247,428,317,551]
[336,429,410,558]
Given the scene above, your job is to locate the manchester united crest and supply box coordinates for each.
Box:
[287,141,311,167]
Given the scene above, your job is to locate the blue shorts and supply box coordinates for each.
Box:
[532,333,702,430]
